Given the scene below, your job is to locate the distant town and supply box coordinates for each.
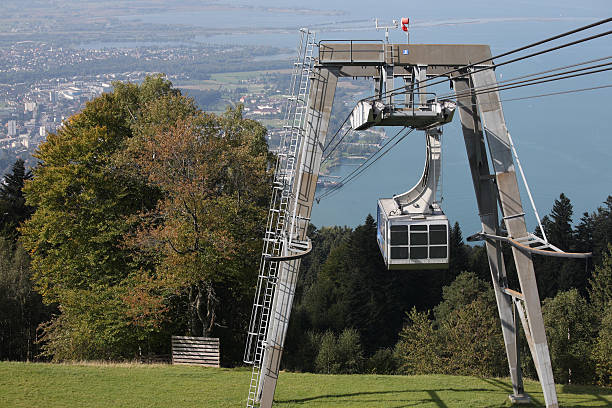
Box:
[0,39,384,177]
[0,41,291,174]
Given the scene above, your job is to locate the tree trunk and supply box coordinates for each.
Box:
[190,282,218,338]
[188,285,202,337]
[196,281,218,337]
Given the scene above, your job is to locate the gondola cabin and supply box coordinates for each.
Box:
[377,198,449,270]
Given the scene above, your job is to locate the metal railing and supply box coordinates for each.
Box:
[318,39,384,63]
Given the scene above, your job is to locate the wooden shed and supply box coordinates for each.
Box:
[171,336,220,367]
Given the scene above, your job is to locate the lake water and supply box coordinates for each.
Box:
[124,1,612,234]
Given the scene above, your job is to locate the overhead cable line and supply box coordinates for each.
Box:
[313,20,612,203]
[491,83,612,104]
[432,56,612,100]
[477,55,612,87]
[320,59,612,166]
[370,18,612,102]
[404,29,612,100]
[315,78,612,202]
[453,36,611,89]
[316,127,415,201]
[437,61,612,101]
[322,125,353,163]
[444,66,612,103]
[321,114,351,153]
[323,56,612,162]
[320,21,611,148]
[318,127,415,201]
[319,127,410,200]
[321,81,612,201]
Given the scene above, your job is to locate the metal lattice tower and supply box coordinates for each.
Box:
[243,28,316,408]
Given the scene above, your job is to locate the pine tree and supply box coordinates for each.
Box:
[575,211,595,254]
[592,196,612,262]
[548,193,574,251]
[537,194,584,296]
[342,214,388,351]
[0,240,52,361]
[449,222,468,280]
[0,159,33,242]
[575,196,612,266]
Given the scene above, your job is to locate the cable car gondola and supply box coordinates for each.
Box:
[376,127,449,270]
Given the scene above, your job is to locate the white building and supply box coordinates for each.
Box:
[24,102,37,112]
[7,120,16,137]
[18,135,29,148]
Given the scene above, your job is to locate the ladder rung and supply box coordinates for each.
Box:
[503,212,525,220]
[502,287,525,301]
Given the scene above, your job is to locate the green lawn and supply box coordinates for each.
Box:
[0,362,610,407]
[176,68,291,91]
[209,69,292,83]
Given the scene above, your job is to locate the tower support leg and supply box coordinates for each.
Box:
[258,259,299,407]
[257,67,338,408]
[454,78,525,401]
[457,69,558,408]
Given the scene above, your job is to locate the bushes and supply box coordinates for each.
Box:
[393,273,610,384]
[542,289,598,384]
[287,271,612,384]
[37,287,142,361]
[395,308,442,375]
[439,294,506,377]
[336,329,365,374]
[395,272,506,378]
[315,331,337,374]
[366,348,397,374]
[314,329,364,374]
[287,328,398,375]
[593,303,612,385]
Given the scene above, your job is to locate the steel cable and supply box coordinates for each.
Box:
[316,127,414,201]
[367,18,612,101]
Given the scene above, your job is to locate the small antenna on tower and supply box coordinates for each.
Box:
[375,18,398,43]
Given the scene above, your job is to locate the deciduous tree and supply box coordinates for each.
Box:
[125,106,272,340]
[589,245,612,314]
[20,75,222,360]
[542,289,598,384]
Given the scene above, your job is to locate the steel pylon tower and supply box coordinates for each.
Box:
[243,28,318,408]
[243,35,591,408]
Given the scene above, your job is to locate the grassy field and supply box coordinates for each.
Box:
[209,69,293,83]
[176,69,293,92]
[0,362,610,408]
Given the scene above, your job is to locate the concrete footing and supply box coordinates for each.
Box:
[509,394,532,404]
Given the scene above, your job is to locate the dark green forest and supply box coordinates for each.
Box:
[0,77,610,387]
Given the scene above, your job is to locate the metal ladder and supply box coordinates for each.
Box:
[244,28,316,408]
